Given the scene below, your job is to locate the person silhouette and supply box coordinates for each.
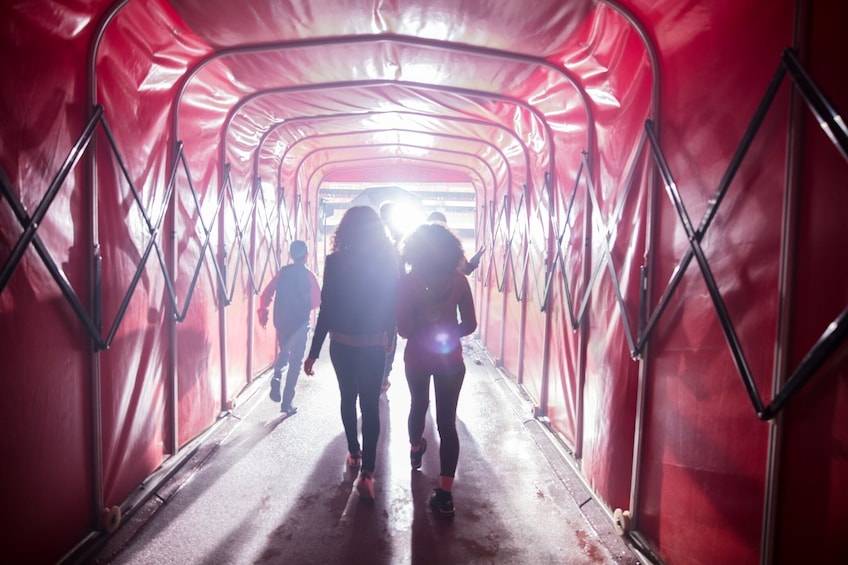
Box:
[304,206,399,500]
[258,240,321,415]
[397,222,477,516]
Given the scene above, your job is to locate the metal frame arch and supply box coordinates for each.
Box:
[165,35,592,233]
[301,144,495,203]
[322,162,480,190]
[248,113,519,246]
[216,80,557,202]
[311,157,486,202]
[595,0,666,539]
[251,109,532,192]
[281,128,511,204]
[168,33,594,146]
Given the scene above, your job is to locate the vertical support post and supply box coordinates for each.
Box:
[480,200,493,347]
[87,3,129,531]
[517,187,528,385]
[320,193,327,263]
[281,187,287,267]
[539,172,554,416]
[91,246,104,519]
[574,160,593,459]
[479,201,490,346]
[165,144,179,455]
[762,5,808,562]
[498,194,509,366]
[629,130,659,524]
[246,178,260,385]
[86,103,105,529]
[218,165,230,412]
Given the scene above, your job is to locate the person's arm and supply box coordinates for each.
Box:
[257,272,279,327]
[456,273,477,337]
[467,246,485,273]
[460,246,485,275]
[457,254,471,276]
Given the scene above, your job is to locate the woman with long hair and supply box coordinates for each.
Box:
[397,222,477,517]
[304,206,399,500]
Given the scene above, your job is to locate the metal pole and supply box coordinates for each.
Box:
[762,8,807,563]
[246,178,260,385]
[86,1,131,531]
[498,195,509,367]
[219,166,230,412]
[538,172,554,417]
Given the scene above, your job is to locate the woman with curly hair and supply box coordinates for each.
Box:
[397,222,477,517]
[304,206,399,500]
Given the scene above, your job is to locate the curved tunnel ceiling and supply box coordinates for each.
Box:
[289,131,507,192]
[256,111,529,192]
[232,86,530,198]
[194,52,585,204]
[93,0,653,214]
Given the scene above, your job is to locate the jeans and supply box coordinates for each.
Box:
[274,323,309,409]
[406,365,465,478]
[329,340,385,473]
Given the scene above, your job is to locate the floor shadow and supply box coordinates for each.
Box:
[96,345,636,565]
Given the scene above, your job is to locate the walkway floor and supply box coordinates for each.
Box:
[81,340,640,565]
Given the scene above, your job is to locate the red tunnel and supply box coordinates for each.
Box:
[1,1,846,563]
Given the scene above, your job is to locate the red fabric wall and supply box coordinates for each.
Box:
[774,2,848,562]
[632,1,798,563]
[0,5,101,562]
[1,1,846,564]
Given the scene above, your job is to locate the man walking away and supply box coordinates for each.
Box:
[258,240,321,415]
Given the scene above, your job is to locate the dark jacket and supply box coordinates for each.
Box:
[308,248,398,359]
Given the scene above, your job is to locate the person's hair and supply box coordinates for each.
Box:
[401,223,464,276]
[332,206,392,254]
[289,240,308,261]
[426,211,447,224]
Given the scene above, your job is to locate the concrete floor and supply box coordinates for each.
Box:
[82,339,640,565]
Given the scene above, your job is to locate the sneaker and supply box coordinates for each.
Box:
[429,488,455,517]
[410,438,427,470]
[346,451,362,468]
[281,405,297,415]
[356,472,375,500]
[269,378,281,403]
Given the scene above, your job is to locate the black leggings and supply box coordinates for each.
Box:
[329,341,385,473]
[406,366,465,478]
